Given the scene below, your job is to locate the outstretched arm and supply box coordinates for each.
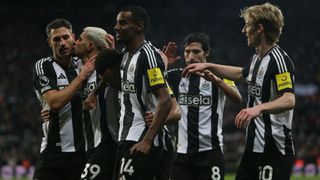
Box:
[200,70,242,104]
[182,63,244,82]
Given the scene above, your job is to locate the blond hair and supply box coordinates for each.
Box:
[240,2,284,44]
[83,27,108,51]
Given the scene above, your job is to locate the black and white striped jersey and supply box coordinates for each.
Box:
[167,68,234,154]
[118,42,167,143]
[81,72,119,151]
[242,45,295,156]
[33,56,84,154]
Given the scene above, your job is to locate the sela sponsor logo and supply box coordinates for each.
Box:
[82,82,96,97]
[178,93,212,106]
[122,81,136,93]
[248,82,261,97]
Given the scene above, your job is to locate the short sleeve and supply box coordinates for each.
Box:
[33,58,57,94]
[269,52,295,95]
[140,46,167,92]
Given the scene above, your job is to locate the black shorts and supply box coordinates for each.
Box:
[171,149,225,180]
[80,140,118,180]
[33,152,85,180]
[235,151,294,180]
[114,141,162,180]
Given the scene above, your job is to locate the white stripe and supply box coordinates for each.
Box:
[275,48,288,72]
[143,47,154,68]
[145,44,158,68]
[144,44,157,68]
[271,51,284,73]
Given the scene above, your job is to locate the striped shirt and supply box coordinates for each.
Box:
[33,56,84,154]
[118,42,167,143]
[81,72,119,151]
[242,45,295,156]
[167,68,235,154]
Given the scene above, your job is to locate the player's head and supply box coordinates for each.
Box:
[75,27,108,59]
[95,48,122,89]
[240,2,284,47]
[46,18,75,59]
[114,5,150,43]
[183,32,210,65]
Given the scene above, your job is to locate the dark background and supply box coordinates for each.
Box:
[0,0,319,174]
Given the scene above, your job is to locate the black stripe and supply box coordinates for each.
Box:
[99,88,113,143]
[187,75,200,153]
[66,67,84,151]
[283,125,294,156]
[120,55,135,141]
[83,110,94,149]
[210,82,220,150]
[246,58,262,152]
[46,112,61,153]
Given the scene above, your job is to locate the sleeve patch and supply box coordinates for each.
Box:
[276,72,292,91]
[147,68,165,86]
[223,79,236,87]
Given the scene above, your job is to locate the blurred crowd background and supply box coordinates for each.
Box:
[0,0,319,176]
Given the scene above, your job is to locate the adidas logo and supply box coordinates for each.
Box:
[58,73,67,79]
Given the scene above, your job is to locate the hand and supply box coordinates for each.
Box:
[40,109,50,122]
[162,42,181,65]
[197,70,221,84]
[79,55,97,80]
[130,140,152,155]
[83,91,97,110]
[145,111,154,127]
[182,63,209,77]
[235,107,261,128]
[105,34,115,49]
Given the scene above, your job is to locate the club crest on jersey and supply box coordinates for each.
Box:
[276,72,292,91]
[128,64,135,74]
[147,68,164,86]
[179,93,211,106]
[82,82,96,98]
[257,67,264,79]
[39,75,49,87]
[201,81,210,90]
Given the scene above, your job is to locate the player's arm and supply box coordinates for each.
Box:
[235,92,295,128]
[43,57,95,111]
[183,63,244,82]
[200,70,242,104]
[145,95,180,127]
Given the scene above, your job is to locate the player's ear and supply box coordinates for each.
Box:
[257,23,264,33]
[47,38,52,47]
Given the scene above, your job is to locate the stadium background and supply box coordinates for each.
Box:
[0,0,319,179]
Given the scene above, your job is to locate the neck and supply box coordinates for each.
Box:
[256,42,276,59]
[126,35,145,55]
[53,54,72,69]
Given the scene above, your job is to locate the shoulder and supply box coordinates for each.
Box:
[34,57,53,75]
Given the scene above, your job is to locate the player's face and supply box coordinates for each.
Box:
[74,32,91,59]
[114,11,139,43]
[184,42,208,65]
[48,27,75,59]
[242,16,261,47]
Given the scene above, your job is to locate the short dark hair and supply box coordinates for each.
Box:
[121,5,150,31]
[46,18,72,38]
[95,49,122,75]
[183,32,210,52]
